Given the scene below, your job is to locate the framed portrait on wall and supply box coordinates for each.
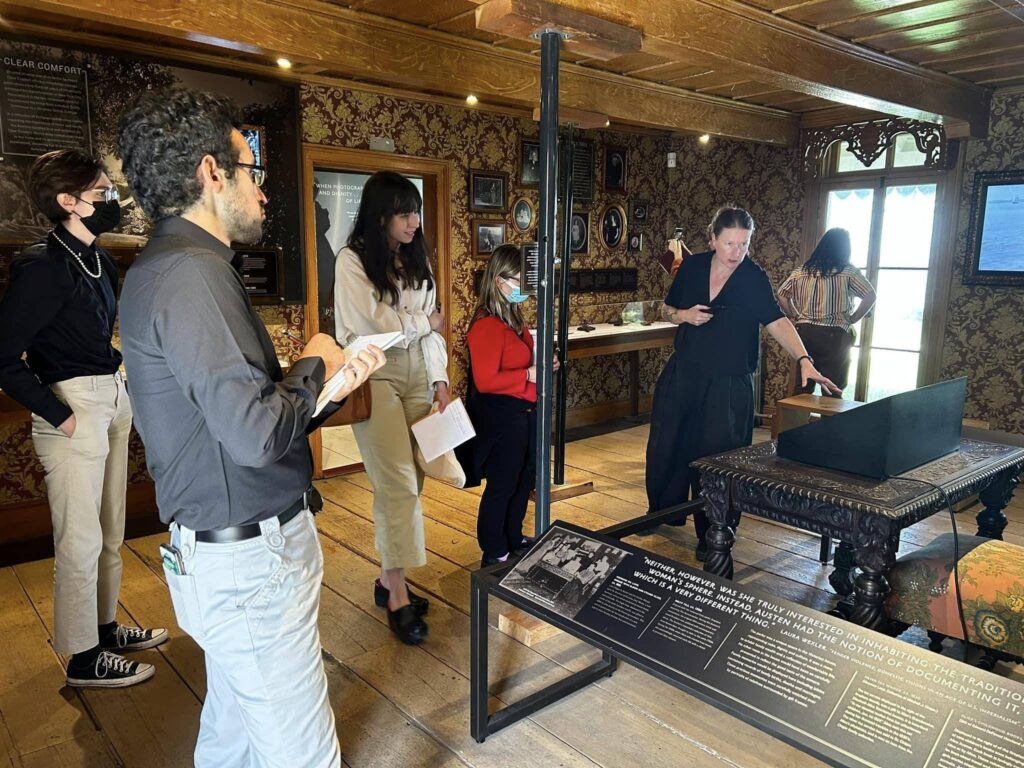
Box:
[569,212,589,254]
[964,169,1024,286]
[520,141,540,188]
[469,170,507,213]
[511,196,535,234]
[629,198,649,225]
[627,232,643,253]
[600,204,626,249]
[603,146,626,192]
[472,219,506,258]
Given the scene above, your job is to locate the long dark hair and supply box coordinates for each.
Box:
[802,228,851,277]
[348,171,433,306]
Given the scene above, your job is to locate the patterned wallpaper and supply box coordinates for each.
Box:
[300,85,804,411]
[940,92,1024,435]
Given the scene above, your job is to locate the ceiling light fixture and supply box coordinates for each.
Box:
[466,94,479,105]
[698,134,711,144]
[276,58,292,69]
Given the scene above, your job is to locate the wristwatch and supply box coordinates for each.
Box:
[796,354,814,366]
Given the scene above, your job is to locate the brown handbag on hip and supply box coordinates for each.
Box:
[318,381,372,428]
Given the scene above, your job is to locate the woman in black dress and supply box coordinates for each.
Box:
[645,206,838,559]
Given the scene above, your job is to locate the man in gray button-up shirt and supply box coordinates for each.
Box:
[117,87,382,767]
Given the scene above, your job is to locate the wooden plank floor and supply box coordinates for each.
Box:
[1,424,1021,767]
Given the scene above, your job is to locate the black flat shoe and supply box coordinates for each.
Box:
[374,579,429,616]
[387,604,428,645]
[481,554,506,568]
[511,536,536,557]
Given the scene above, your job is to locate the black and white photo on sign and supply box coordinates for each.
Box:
[600,204,626,249]
[500,529,629,619]
[469,169,507,212]
[627,231,643,252]
[629,198,649,224]
[512,196,535,233]
[520,140,540,187]
[604,147,626,191]
[569,212,589,254]
[473,219,506,257]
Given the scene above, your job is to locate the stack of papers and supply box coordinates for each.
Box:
[411,398,476,462]
[313,331,404,417]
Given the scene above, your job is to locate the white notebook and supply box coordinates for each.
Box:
[313,332,404,417]
[411,398,476,462]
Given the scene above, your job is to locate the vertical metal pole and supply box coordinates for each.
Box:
[553,125,575,486]
[535,29,561,536]
[469,573,490,743]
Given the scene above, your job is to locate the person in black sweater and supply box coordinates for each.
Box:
[0,150,166,688]
[644,205,839,559]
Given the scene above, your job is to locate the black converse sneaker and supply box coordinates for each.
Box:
[66,651,156,688]
[101,624,169,652]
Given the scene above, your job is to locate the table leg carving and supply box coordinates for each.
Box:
[828,541,856,597]
[977,470,1018,540]
[701,473,734,580]
[847,543,896,632]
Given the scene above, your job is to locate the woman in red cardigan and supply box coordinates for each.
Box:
[467,244,558,566]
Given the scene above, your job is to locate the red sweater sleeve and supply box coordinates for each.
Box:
[468,317,536,400]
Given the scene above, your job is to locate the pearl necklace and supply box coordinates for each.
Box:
[52,232,103,279]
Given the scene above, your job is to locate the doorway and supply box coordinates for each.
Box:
[301,144,452,478]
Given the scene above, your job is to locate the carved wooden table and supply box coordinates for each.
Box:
[692,439,1024,631]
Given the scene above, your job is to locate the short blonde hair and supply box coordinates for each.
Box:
[473,244,524,333]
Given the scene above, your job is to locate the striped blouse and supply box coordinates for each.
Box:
[777,265,874,331]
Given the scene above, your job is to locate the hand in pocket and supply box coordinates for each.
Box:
[59,413,77,438]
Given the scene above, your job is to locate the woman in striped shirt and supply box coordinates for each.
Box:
[777,228,876,398]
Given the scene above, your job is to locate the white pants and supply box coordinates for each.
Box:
[31,373,132,656]
[166,510,341,768]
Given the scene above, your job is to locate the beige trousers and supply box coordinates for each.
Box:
[31,373,133,656]
[352,346,433,571]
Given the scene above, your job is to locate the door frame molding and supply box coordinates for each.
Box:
[300,143,453,478]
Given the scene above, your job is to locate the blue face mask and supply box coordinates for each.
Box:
[502,278,529,303]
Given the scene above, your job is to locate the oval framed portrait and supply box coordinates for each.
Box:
[600,203,626,249]
[511,196,535,234]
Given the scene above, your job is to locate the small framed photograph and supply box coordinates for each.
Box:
[604,146,627,192]
[600,204,626,249]
[472,219,506,258]
[520,140,540,188]
[627,231,643,253]
[964,169,1024,286]
[469,170,507,213]
[569,212,589,254]
[511,196,535,234]
[629,199,648,225]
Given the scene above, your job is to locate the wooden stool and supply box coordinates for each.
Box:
[885,533,1024,670]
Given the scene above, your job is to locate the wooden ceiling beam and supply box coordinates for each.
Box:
[0,0,798,145]
[481,0,992,136]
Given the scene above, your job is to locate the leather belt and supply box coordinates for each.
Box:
[195,489,313,544]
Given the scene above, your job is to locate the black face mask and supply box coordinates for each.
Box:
[75,198,122,236]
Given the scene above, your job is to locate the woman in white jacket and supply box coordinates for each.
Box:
[334,171,447,645]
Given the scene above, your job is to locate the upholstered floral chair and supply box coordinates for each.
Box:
[885,532,1024,670]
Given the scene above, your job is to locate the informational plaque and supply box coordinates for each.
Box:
[501,523,1024,768]
[520,242,539,296]
[233,247,284,304]
[0,57,91,158]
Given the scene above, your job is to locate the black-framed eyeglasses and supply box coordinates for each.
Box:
[236,162,267,188]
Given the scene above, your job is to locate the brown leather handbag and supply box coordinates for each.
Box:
[318,381,372,428]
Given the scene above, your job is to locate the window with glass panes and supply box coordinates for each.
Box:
[818,134,941,402]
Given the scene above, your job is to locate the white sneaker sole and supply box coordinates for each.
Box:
[102,628,170,652]
[67,663,156,689]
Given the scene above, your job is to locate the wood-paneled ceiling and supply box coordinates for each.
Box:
[1,0,1019,144]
